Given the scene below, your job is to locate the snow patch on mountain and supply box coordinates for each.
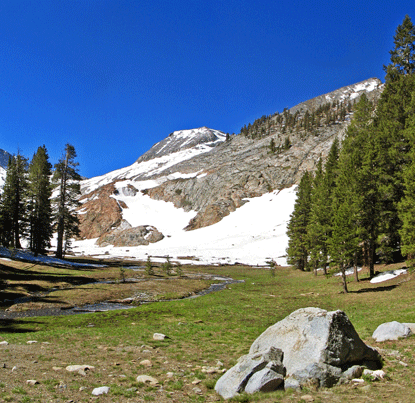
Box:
[137,126,226,163]
[0,167,6,192]
[81,127,225,195]
[72,185,297,266]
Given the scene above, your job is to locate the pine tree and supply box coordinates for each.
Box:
[307,158,326,275]
[0,153,28,248]
[307,139,339,276]
[385,15,415,82]
[27,145,53,256]
[374,61,415,262]
[286,171,313,271]
[53,144,81,259]
[398,92,415,266]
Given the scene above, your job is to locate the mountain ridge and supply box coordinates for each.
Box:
[77,77,383,248]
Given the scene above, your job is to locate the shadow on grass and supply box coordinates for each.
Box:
[352,284,398,293]
[0,318,40,333]
[0,263,96,286]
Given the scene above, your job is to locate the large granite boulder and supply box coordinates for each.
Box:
[215,308,382,399]
[372,321,413,342]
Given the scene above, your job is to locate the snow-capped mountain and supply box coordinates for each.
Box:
[136,127,227,163]
[74,77,383,265]
[81,127,226,196]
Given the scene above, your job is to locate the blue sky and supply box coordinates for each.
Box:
[0,0,414,178]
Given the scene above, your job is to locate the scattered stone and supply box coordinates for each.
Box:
[352,378,365,384]
[136,375,159,385]
[300,395,314,402]
[11,366,17,372]
[26,380,39,386]
[372,321,412,342]
[338,365,363,384]
[284,377,301,390]
[399,361,408,367]
[216,360,224,367]
[0,341,9,346]
[26,340,37,344]
[371,370,387,380]
[193,387,202,394]
[166,372,174,378]
[92,386,110,395]
[363,369,386,380]
[140,359,152,367]
[153,333,168,341]
[65,365,95,376]
[192,379,202,385]
[79,386,87,392]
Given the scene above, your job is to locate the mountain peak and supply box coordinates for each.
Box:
[136,127,226,163]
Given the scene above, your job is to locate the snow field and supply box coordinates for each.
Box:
[72,186,298,266]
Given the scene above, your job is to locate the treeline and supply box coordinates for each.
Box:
[0,143,81,258]
[286,15,415,292]
[239,96,353,140]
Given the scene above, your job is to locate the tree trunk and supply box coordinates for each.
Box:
[341,265,348,293]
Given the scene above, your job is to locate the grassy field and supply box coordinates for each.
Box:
[0,258,414,402]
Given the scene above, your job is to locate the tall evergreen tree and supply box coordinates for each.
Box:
[398,92,415,266]
[385,15,415,81]
[53,144,81,259]
[374,43,415,262]
[0,153,28,248]
[286,171,313,271]
[307,139,339,276]
[27,146,53,256]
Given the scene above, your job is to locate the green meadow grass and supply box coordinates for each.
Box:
[1,263,415,402]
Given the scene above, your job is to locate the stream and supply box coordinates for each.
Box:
[0,276,244,320]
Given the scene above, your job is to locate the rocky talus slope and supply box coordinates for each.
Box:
[77,78,383,244]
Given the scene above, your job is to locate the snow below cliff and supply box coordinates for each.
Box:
[71,185,297,266]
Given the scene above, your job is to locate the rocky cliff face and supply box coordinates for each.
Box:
[77,78,383,243]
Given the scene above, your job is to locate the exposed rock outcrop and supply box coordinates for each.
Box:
[78,183,124,239]
[97,224,164,247]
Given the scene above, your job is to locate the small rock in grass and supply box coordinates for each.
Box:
[399,361,408,367]
[66,365,95,376]
[192,379,202,385]
[300,395,314,402]
[352,378,365,384]
[166,372,174,378]
[26,380,39,385]
[0,341,9,346]
[193,387,202,394]
[27,340,37,344]
[153,333,168,341]
[136,375,159,385]
[140,359,152,367]
[92,386,110,395]
[363,369,386,380]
